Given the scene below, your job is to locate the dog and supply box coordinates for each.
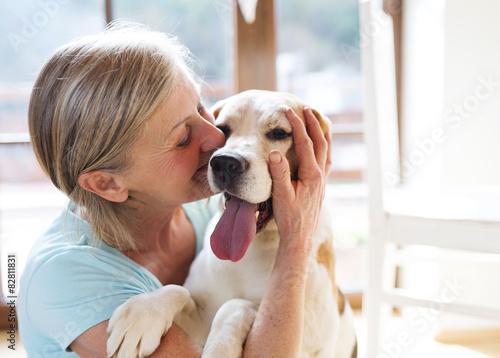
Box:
[107,90,357,358]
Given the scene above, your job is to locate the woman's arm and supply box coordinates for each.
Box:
[243,107,332,357]
[70,321,202,357]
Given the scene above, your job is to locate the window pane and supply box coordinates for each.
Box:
[0,0,106,133]
[113,0,234,104]
[277,0,362,114]
[276,0,364,183]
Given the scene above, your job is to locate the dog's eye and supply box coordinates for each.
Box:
[266,128,292,141]
[217,125,231,138]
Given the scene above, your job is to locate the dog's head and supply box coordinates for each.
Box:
[208,90,330,262]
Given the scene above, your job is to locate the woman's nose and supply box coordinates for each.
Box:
[200,119,225,153]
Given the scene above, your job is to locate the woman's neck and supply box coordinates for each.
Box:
[123,206,196,285]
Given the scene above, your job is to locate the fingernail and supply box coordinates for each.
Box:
[270,152,281,163]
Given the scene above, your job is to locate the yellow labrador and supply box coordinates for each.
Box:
[107,90,357,358]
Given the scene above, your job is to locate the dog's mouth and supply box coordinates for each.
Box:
[210,193,273,262]
[227,193,273,233]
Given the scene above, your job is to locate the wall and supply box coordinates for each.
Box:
[442,0,500,189]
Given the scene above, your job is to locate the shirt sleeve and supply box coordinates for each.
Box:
[23,247,159,352]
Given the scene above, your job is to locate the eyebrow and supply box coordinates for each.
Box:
[162,115,191,144]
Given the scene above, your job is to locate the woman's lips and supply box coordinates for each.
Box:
[197,164,208,173]
[194,164,209,181]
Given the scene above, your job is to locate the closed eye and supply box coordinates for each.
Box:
[266,128,292,141]
[176,126,192,148]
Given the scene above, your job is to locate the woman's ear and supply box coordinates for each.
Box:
[78,170,129,203]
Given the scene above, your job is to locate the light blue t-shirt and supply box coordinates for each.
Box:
[17,198,219,357]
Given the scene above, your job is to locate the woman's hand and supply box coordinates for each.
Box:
[268,107,332,254]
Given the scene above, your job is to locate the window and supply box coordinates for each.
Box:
[113,0,234,103]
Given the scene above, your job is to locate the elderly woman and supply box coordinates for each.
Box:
[18,23,331,357]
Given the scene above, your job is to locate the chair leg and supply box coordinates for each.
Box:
[364,234,385,357]
[364,238,398,357]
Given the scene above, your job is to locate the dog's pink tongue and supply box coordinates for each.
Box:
[211,197,258,262]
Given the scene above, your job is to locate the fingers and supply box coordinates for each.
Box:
[285,108,313,170]
[303,107,329,169]
[268,150,300,239]
[324,127,332,175]
[268,150,295,202]
[284,107,329,179]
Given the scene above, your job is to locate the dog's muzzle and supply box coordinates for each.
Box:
[210,154,249,190]
[209,153,274,262]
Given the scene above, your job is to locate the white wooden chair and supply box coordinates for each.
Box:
[360,0,500,356]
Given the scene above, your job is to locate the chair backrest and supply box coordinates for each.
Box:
[360,0,400,227]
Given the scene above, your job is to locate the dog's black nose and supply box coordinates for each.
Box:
[210,154,248,187]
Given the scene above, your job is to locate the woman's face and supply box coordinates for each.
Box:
[120,75,225,211]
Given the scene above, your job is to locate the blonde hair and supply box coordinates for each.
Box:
[29,22,198,251]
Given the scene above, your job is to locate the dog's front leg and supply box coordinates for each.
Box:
[203,299,258,358]
[174,293,213,346]
[107,285,190,358]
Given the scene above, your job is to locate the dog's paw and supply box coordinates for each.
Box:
[203,299,259,358]
[107,285,190,358]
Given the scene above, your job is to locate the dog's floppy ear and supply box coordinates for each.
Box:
[311,108,331,135]
[290,98,330,135]
[211,98,227,120]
